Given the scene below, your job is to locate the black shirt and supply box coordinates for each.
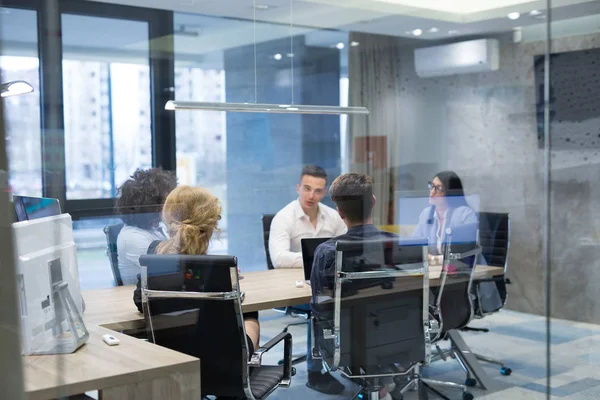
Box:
[309,224,398,320]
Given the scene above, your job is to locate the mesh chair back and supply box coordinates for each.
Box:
[261,215,276,270]
[139,254,250,399]
[437,224,481,335]
[103,223,124,286]
[314,238,430,375]
[479,212,510,268]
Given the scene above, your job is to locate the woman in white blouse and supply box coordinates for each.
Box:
[115,168,177,285]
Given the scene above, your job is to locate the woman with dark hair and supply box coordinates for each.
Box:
[413,170,478,265]
[115,168,177,285]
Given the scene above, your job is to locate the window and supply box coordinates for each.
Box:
[62,14,153,199]
[0,7,42,197]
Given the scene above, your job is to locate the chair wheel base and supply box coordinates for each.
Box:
[500,367,512,376]
[390,390,403,400]
[465,377,477,387]
[463,392,474,400]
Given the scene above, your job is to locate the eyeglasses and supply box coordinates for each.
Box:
[428,182,445,193]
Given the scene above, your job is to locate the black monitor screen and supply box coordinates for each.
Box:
[13,195,61,221]
[301,237,331,281]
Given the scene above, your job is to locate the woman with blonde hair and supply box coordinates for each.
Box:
[136,185,259,356]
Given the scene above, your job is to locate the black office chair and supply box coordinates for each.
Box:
[313,238,474,400]
[460,212,512,376]
[103,222,124,286]
[139,254,295,400]
[261,214,310,366]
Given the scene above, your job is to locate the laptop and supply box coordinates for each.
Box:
[301,237,331,284]
[13,195,61,222]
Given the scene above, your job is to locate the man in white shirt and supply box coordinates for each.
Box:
[268,165,347,394]
[269,165,347,269]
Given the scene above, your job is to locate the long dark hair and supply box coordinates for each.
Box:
[427,170,469,223]
[435,170,468,208]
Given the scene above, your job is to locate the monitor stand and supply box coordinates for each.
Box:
[33,281,89,355]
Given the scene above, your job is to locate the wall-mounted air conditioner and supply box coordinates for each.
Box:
[414,38,499,78]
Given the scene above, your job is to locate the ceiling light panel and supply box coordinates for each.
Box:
[372,0,535,14]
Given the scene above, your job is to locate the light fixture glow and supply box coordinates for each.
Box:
[164,101,369,115]
[336,42,345,49]
[254,4,273,10]
[412,29,423,36]
[350,41,360,47]
[529,9,542,16]
[429,27,439,33]
[507,12,520,20]
[372,0,533,15]
[0,80,34,97]
[273,53,282,60]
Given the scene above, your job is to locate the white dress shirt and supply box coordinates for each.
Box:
[117,225,166,285]
[268,199,347,268]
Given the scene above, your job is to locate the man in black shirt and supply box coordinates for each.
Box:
[310,173,398,323]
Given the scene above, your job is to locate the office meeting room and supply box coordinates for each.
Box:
[2,0,600,399]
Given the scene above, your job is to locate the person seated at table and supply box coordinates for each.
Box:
[269,165,347,395]
[115,168,177,285]
[310,172,399,400]
[137,185,259,354]
[269,164,347,268]
[412,170,479,266]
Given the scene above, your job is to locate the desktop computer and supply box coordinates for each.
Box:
[13,213,88,355]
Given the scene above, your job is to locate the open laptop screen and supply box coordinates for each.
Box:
[13,195,61,221]
[301,237,331,281]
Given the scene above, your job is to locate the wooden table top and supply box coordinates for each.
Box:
[22,324,199,400]
[23,264,502,398]
[84,265,503,332]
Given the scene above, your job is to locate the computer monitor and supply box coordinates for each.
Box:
[395,192,481,226]
[12,213,86,354]
[13,195,61,221]
[301,237,331,281]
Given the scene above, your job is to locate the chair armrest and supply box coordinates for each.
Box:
[249,331,293,387]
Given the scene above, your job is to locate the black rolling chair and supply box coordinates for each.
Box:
[313,238,474,400]
[460,212,512,376]
[103,222,124,286]
[429,225,487,390]
[261,214,310,366]
[139,254,295,400]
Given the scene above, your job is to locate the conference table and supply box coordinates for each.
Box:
[23,265,503,399]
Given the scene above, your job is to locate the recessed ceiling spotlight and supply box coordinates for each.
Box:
[412,29,423,36]
[336,42,345,49]
[529,9,542,16]
[273,53,282,60]
[507,12,521,20]
[448,30,459,35]
[429,27,439,33]
[350,41,360,47]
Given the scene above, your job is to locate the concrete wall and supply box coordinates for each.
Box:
[394,32,600,322]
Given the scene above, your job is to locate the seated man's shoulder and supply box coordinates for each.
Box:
[273,200,297,218]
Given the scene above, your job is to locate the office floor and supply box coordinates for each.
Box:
[259,309,600,400]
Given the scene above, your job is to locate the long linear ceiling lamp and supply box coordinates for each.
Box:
[165,0,369,116]
[0,80,34,97]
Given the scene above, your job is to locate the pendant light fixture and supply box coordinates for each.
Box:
[165,0,368,116]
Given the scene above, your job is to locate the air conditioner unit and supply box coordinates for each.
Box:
[414,39,499,78]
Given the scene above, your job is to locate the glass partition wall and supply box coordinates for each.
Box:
[3,0,600,399]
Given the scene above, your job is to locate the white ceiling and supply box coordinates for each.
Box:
[2,0,600,71]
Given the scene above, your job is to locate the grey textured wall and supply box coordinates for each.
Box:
[395,32,600,322]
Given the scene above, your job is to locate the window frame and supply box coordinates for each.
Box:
[1,0,176,220]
